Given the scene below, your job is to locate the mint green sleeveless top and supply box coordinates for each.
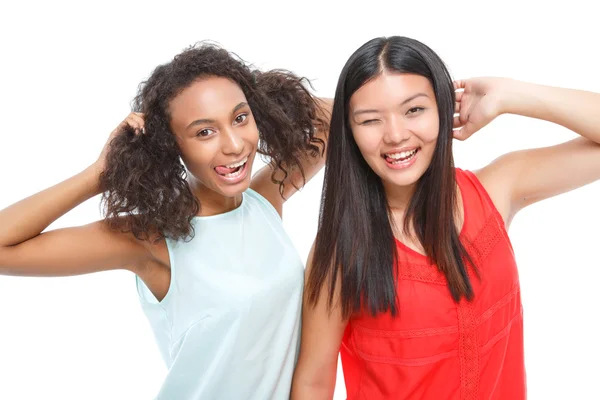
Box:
[136,189,304,399]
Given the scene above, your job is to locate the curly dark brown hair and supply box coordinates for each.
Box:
[99,42,327,242]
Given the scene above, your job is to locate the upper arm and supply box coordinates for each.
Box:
[0,219,163,277]
[291,242,347,399]
[476,137,600,225]
[250,155,324,216]
[251,98,332,215]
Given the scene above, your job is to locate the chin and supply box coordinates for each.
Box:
[385,176,420,189]
[380,166,427,189]
[217,180,251,198]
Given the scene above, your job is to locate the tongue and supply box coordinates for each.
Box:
[215,165,237,175]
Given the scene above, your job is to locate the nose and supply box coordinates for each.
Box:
[383,115,410,145]
[221,127,244,156]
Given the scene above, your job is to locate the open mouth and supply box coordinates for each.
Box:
[383,148,419,164]
[214,156,249,179]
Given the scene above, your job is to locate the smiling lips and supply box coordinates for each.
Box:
[382,148,420,169]
[215,156,248,177]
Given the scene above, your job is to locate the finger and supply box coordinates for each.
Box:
[453,127,469,141]
[454,123,474,141]
[125,117,144,135]
[131,112,145,123]
[129,114,145,127]
[455,91,463,102]
[127,122,142,135]
[455,102,460,113]
[131,115,146,134]
[453,115,463,129]
[453,80,466,90]
[126,122,142,136]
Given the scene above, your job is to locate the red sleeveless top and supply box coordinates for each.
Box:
[340,169,526,399]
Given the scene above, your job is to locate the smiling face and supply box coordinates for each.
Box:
[168,76,259,199]
[349,72,440,191]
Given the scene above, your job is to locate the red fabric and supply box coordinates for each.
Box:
[340,169,526,399]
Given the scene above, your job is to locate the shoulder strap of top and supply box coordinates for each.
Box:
[455,168,513,256]
[456,168,499,225]
[245,188,281,220]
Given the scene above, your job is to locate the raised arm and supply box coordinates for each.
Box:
[0,114,166,288]
[453,78,600,224]
[253,97,332,191]
[250,89,332,215]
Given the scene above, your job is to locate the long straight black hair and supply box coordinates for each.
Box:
[307,36,476,318]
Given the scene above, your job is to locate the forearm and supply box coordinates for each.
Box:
[291,368,336,400]
[0,164,101,246]
[304,97,332,172]
[501,80,600,143]
[315,97,333,147]
[284,97,332,193]
[291,383,334,400]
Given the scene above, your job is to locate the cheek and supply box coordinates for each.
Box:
[243,119,260,144]
[413,115,440,145]
[180,142,217,173]
[352,129,381,157]
[247,128,260,146]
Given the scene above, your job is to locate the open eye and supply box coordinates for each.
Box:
[197,128,216,137]
[234,113,248,125]
[407,107,425,115]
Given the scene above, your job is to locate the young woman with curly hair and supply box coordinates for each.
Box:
[0,42,330,399]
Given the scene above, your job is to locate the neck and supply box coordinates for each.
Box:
[382,179,420,241]
[188,178,243,217]
[382,179,417,213]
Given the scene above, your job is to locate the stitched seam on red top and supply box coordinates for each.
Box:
[458,301,480,400]
[465,214,504,263]
[397,260,447,285]
[396,274,448,285]
[462,169,515,254]
[353,322,459,338]
[350,285,518,340]
[396,215,505,285]
[354,347,458,366]
[476,284,520,326]
[480,310,523,356]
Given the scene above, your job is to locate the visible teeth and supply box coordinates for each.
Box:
[225,157,248,169]
[225,168,244,178]
[386,149,417,159]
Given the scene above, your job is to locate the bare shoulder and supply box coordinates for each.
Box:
[91,218,171,275]
[472,151,526,226]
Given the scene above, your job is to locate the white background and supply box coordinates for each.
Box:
[0,1,599,399]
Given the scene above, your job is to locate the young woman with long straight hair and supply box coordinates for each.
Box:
[292,36,600,399]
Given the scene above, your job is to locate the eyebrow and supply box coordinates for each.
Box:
[352,93,429,117]
[186,102,249,129]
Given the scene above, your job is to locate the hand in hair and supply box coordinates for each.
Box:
[452,77,508,141]
[95,112,146,177]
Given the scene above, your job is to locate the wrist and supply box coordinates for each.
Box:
[496,79,539,116]
[82,162,104,197]
[494,78,519,115]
